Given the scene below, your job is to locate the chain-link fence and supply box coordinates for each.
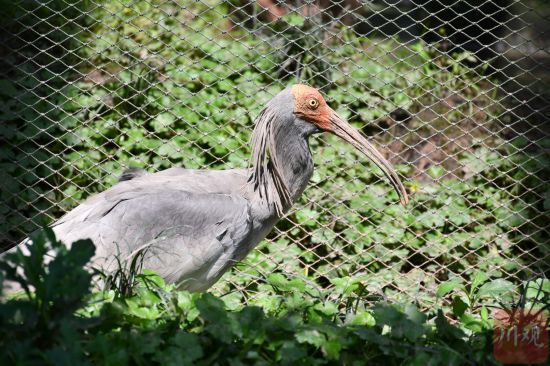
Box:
[1,0,549,306]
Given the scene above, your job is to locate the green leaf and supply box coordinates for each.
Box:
[347,311,376,326]
[459,313,484,332]
[477,279,515,299]
[282,13,305,27]
[470,271,489,292]
[150,113,174,132]
[451,296,468,317]
[526,278,550,300]
[67,239,96,267]
[480,306,489,322]
[124,298,159,319]
[295,329,326,348]
[427,165,445,179]
[138,269,166,288]
[436,279,463,298]
[330,277,361,296]
[295,209,320,227]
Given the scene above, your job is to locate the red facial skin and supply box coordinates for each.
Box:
[291,84,333,131]
[290,84,410,206]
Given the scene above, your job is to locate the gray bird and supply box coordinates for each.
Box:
[12,85,409,292]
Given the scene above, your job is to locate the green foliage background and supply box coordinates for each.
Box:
[0,0,549,363]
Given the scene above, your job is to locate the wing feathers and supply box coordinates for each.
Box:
[51,176,253,291]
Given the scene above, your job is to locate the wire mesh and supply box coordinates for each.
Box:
[0,0,548,306]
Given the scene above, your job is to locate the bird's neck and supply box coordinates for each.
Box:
[248,115,314,216]
[272,126,314,203]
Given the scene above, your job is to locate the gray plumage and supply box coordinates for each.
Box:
[7,85,409,292]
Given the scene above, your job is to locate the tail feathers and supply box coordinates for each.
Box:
[119,168,147,182]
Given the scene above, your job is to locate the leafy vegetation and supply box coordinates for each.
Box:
[4,229,547,365]
[0,0,548,363]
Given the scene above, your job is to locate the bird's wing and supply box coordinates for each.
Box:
[51,173,253,291]
[56,168,250,227]
[126,167,249,194]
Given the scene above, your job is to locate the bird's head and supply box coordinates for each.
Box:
[287,84,409,205]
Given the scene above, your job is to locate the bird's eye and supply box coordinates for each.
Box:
[308,99,319,109]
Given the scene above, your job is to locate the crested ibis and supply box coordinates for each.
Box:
[13,84,409,291]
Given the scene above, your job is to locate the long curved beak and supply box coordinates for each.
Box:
[329,110,409,205]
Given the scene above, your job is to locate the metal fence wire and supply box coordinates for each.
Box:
[0,0,549,306]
